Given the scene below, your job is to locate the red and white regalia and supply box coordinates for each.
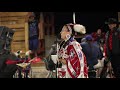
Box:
[58,38,88,78]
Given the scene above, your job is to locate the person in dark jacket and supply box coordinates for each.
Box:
[104,18,120,78]
[0,26,17,78]
[81,35,102,78]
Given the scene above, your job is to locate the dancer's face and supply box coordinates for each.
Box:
[60,26,70,40]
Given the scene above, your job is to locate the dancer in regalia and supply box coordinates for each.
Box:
[57,23,88,78]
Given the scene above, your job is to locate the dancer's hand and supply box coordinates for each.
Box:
[59,58,66,64]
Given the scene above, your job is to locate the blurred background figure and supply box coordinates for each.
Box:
[81,35,103,78]
[27,12,39,58]
[0,26,18,78]
[104,18,120,78]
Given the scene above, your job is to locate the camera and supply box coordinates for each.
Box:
[0,26,14,52]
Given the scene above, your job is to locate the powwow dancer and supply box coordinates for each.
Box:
[57,23,88,78]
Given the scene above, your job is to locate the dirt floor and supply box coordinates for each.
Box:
[30,62,49,78]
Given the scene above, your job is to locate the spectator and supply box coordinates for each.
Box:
[104,18,120,78]
[27,12,39,57]
[81,35,103,78]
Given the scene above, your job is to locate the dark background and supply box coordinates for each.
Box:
[54,12,118,34]
[34,12,118,35]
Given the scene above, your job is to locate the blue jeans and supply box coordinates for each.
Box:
[29,38,39,51]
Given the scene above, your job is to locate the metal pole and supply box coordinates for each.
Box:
[73,12,76,24]
[56,42,59,78]
[73,12,78,36]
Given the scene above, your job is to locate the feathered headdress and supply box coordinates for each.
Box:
[65,12,86,34]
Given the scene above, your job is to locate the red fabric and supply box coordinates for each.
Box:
[57,69,66,78]
[6,57,41,65]
[58,40,88,78]
[67,45,80,78]
[109,31,113,50]
[6,60,18,65]
[91,32,97,41]
[66,42,88,78]
[6,60,28,65]
[91,32,105,41]
[104,31,113,57]
[30,57,41,63]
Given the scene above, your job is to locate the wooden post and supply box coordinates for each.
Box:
[38,12,45,54]
[25,22,29,52]
[39,12,44,40]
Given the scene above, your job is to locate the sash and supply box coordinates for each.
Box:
[66,41,87,78]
